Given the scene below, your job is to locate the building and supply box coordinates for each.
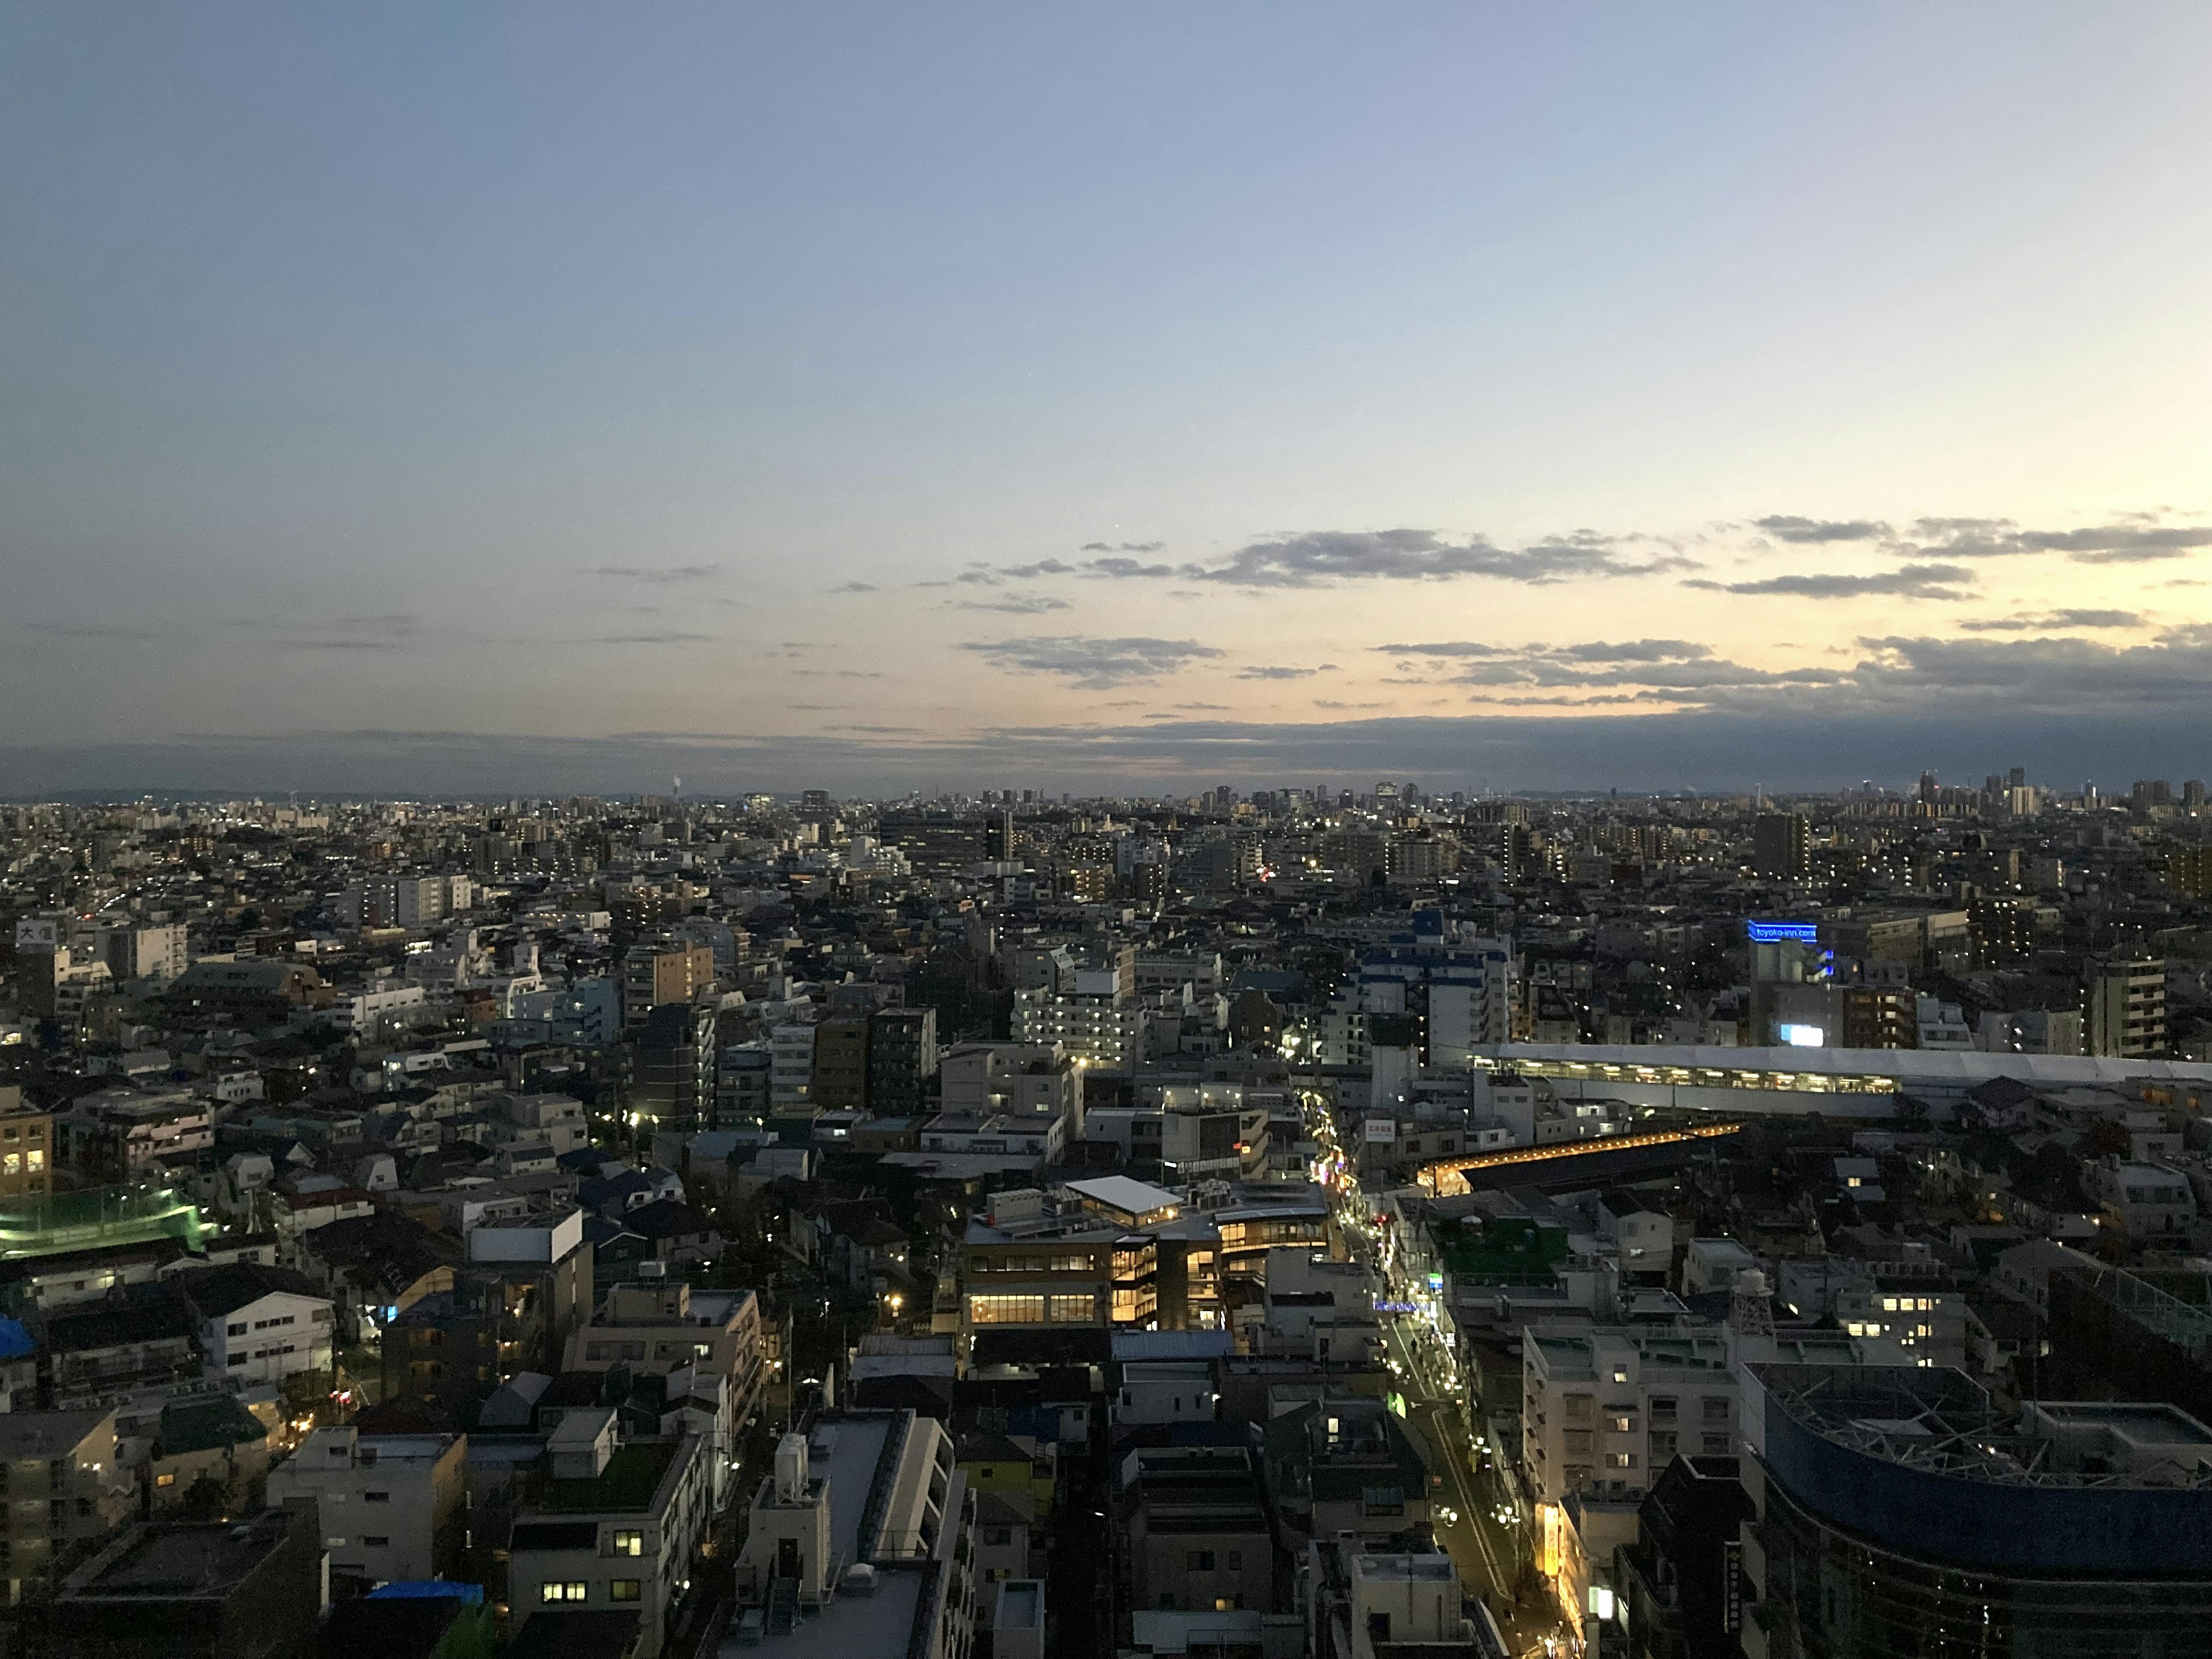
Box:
[732,1411,976,1659]
[620,942,716,1030]
[869,1007,940,1116]
[100,925,188,984]
[2085,956,2166,1059]
[1616,1454,1754,1659]
[1261,1395,1430,1544]
[0,1408,138,1604]
[1522,1328,1739,1505]
[505,1410,717,1659]
[171,1263,335,1389]
[266,1424,468,1589]
[1751,814,1809,881]
[1307,1539,1502,1659]
[44,1504,328,1659]
[1121,1444,1279,1615]
[2046,1262,2212,1423]
[631,1002,715,1134]
[1738,1363,2212,1656]
[147,1395,270,1516]
[2087,1157,2197,1241]
[939,1043,1081,1137]
[809,1016,872,1113]
[563,1279,766,1429]
[1013,972,1140,1073]
[0,1090,53,1203]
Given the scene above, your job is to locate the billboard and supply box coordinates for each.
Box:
[1362,1118,1398,1144]
[13,919,57,952]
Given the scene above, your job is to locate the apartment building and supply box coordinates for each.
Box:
[506,1410,715,1659]
[1522,1329,1738,1505]
[0,1409,138,1605]
[267,1424,467,1588]
[563,1279,766,1428]
[172,1263,335,1389]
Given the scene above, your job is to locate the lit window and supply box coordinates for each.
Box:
[611,1580,642,1602]
[543,1581,589,1603]
[613,1530,643,1556]
[156,1472,175,1488]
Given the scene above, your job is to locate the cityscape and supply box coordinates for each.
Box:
[5,7,2211,1659]
[2,779,2212,1658]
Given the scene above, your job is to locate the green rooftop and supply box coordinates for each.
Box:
[539,1441,679,1514]
[159,1395,267,1457]
[1434,1214,1570,1285]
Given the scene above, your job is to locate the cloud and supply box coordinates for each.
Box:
[949,595,1071,615]
[592,564,719,584]
[46,624,160,641]
[1905,518,2212,563]
[1079,541,1166,554]
[1192,529,1693,588]
[963,635,1225,688]
[1081,557,1180,578]
[1958,609,2143,632]
[832,581,881,593]
[592,631,716,644]
[1685,562,1974,599]
[1755,516,1891,543]
[1371,641,1514,657]
[1237,665,1332,680]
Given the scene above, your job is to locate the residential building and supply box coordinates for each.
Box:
[2085,956,2166,1058]
[99,925,189,984]
[1307,1539,1502,1659]
[147,1395,270,1515]
[620,942,716,1030]
[939,1043,1081,1137]
[732,1411,977,1659]
[869,1007,940,1116]
[1752,814,1809,881]
[1522,1328,1738,1505]
[1121,1444,1278,1615]
[809,1016,872,1113]
[267,1425,468,1589]
[631,1002,716,1133]
[0,1090,53,1203]
[564,1280,766,1429]
[44,1505,327,1659]
[506,1410,715,1659]
[172,1263,335,1389]
[0,1408,138,1604]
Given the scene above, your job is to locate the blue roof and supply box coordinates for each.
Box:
[0,1319,34,1361]
[366,1581,484,1604]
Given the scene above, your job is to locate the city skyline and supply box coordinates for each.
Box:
[5,6,2209,794]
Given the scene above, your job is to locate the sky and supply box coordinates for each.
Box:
[3,3,2210,797]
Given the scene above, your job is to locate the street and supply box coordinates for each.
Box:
[1309,1091,1566,1658]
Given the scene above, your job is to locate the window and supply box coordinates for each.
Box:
[363,1535,389,1548]
[613,1530,643,1556]
[1702,1434,1731,1456]
[968,1294,1046,1325]
[1607,1453,1635,1469]
[611,1580,642,1603]
[1702,1397,1731,1424]
[155,1472,175,1488]
[228,1352,246,1368]
[1187,1550,1216,1571]
[228,1323,248,1337]
[365,1491,389,1503]
[543,1582,589,1603]
[1047,1294,1092,1324]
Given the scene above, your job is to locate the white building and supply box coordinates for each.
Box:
[267,1425,467,1586]
[173,1263,336,1388]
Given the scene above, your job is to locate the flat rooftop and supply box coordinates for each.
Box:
[68,1513,297,1599]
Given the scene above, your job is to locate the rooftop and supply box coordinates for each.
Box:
[540,1439,681,1513]
[65,1510,301,1600]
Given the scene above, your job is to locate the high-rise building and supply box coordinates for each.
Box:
[2084,956,2165,1058]
[809,1015,872,1112]
[631,1001,716,1132]
[868,1006,939,1116]
[620,941,715,1028]
[1751,813,1809,880]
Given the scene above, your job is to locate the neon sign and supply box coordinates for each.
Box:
[1746,921,1819,944]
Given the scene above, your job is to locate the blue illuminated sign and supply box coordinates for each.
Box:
[1373,1300,1421,1313]
[1746,921,1819,944]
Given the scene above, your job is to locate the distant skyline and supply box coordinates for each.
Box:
[4,5,2209,794]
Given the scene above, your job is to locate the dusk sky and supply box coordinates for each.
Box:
[4,5,2209,796]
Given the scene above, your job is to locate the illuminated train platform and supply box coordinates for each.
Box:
[1419,1122,1743,1194]
[1467,1043,2212,1120]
